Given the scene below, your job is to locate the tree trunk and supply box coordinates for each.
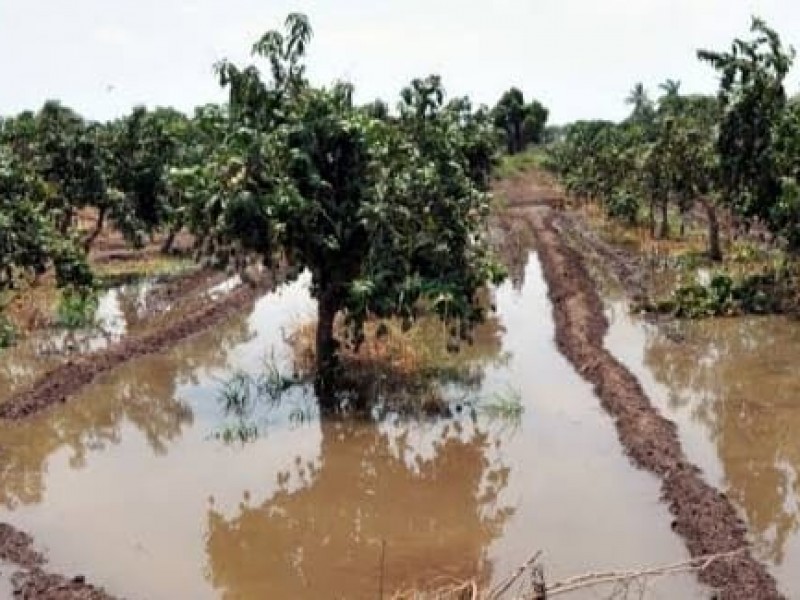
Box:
[161,221,181,254]
[314,291,340,408]
[648,197,656,237]
[83,207,107,251]
[513,121,523,154]
[59,206,74,235]
[704,200,723,261]
[658,198,670,239]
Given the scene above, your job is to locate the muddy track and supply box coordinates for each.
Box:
[0,523,115,599]
[0,279,266,421]
[513,202,782,599]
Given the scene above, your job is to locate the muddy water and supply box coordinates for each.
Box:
[606,306,800,597]
[0,284,137,397]
[0,274,228,398]
[0,262,703,599]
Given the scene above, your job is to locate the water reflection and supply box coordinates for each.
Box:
[643,318,800,565]
[206,418,512,598]
[0,311,253,510]
[0,261,705,599]
[609,311,800,594]
[0,282,149,397]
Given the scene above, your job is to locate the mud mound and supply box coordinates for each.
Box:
[0,281,262,421]
[520,203,782,599]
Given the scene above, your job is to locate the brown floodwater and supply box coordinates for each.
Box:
[606,304,800,598]
[0,263,703,599]
[0,284,136,397]
[0,274,235,398]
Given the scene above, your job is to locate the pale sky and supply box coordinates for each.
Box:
[1,1,799,124]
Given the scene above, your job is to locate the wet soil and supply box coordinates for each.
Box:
[88,229,193,264]
[133,268,228,324]
[0,524,114,599]
[0,277,267,421]
[506,194,782,598]
[0,262,703,598]
[555,211,647,300]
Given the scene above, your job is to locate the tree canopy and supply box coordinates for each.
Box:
[176,14,505,400]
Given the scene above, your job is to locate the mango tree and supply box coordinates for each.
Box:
[207,14,504,402]
[772,96,800,248]
[698,18,795,247]
[103,107,188,248]
[492,88,549,154]
[29,102,109,238]
[0,146,93,294]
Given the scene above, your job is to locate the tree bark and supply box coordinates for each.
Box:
[704,200,723,261]
[658,198,670,239]
[59,206,74,236]
[512,121,523,154]
[161,221,181,254]
[83,207,107,251]
[314,291,340,408]
[648,197,656,237]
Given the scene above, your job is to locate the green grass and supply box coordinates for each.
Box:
[480,386,524,425]
[55,288,99,330]
[495,148,549,179]
[94,256,195,287]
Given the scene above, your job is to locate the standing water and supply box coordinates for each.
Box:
[0,255,704,598]
[607,304,800,597]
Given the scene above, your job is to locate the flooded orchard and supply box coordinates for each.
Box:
[0,252,703,599]
[607,308,800,598]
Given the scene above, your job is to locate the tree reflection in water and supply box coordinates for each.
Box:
[205,417,513,598]
[643,316,800,564]
[0,309,254,510]
[205,311,514,598]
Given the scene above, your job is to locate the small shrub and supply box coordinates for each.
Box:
[606,191,639,225]
[647,269,790,318]
[56,287,99,330]
[0,315,16,349]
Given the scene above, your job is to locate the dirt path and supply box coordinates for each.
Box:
[508,195,782,598]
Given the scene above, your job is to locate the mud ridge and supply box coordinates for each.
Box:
[0,523,115,599]
[520,204,782,599]
[0,278,267,421]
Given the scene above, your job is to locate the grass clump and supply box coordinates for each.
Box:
[94,256,195,288]
[0,315,16,349]
[55,287,99,329]
[287,312,506,413]
[495,149,549,179]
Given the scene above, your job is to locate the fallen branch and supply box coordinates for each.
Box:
[488,550,542,599]
[546,549,745,597]
[386,548,747,599]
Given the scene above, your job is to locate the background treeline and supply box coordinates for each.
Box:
[549,18,800,261]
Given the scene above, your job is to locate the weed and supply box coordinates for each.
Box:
[0,315,16,349]
[495,149,549,179]
[56,288,99,330]
[606,191,639,225]
[480,386,524,426]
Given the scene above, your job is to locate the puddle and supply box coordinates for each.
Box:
[0,285,137,398]
[0,275,216,399]
[0,262,703,598]
[606,304,800,597]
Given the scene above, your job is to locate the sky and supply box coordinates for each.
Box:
[1,0,799,125]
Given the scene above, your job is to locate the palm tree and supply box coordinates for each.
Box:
[625,83,655,124]
[659,79,682,97]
